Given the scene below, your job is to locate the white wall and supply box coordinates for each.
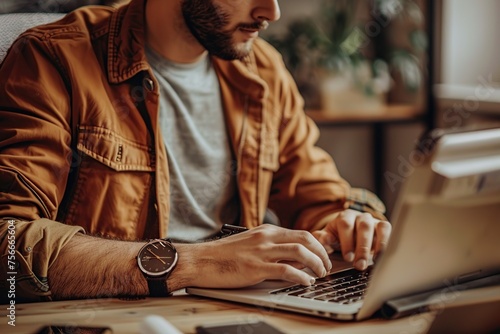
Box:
[436,0,500,129]
[441,0,500,85]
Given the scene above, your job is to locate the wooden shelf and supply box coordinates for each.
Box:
[306,104,425,125]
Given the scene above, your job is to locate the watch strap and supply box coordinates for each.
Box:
[147,277,171,297]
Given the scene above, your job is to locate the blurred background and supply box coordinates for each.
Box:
[1,0,499,217]
[262,0,500,216]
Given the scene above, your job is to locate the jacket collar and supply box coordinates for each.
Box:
[212,54,268,102]
[107,0,150,84]
[107,0,266,101]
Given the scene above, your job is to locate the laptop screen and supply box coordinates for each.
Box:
[358,127,500,319]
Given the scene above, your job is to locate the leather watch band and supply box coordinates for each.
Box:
[147,277,170,297]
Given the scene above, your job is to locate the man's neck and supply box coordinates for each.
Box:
[145,0,207,64]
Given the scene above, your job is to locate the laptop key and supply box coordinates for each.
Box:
[270,284,304,295]
[287,286,317,297]
[301,290,330,299]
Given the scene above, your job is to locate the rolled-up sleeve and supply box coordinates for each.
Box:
[0,217,83,303]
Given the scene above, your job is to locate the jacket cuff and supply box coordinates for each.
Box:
[1,217,84,303]
[344,188,388,221]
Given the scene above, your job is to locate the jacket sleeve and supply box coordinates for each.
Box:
[0,32,83,302]
[0,218,83,303]
[263,45,386,231]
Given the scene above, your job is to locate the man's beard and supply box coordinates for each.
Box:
[181,0,262,60]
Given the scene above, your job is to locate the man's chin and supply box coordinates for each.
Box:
[211,42,254,61]
[232,41,254,59]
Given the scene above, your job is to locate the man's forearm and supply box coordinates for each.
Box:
[48,224,336,300]
[48,233,149,300]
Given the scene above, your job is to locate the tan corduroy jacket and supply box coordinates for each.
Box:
[0,0,385,302]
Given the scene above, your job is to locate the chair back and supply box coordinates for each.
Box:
[0,13,64,63]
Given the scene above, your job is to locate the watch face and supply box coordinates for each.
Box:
[138,240,178,277]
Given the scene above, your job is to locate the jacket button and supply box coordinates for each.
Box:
[143,77,154,91]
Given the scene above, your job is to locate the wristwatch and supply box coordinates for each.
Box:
[137,239,178,297]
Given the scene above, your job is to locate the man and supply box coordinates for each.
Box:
[0,0,391,302]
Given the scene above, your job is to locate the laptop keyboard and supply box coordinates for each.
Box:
[270,267,373,304]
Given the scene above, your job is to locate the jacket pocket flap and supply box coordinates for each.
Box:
[77,126,154,172]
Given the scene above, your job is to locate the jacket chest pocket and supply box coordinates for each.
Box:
[77,126,155,172]
[63,126,155,239]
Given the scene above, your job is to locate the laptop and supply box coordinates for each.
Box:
[187,127,500,321]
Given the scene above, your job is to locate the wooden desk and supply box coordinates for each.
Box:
[2,292,435,334]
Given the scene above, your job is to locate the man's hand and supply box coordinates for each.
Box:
[171,224,332,290]
[312,209,392,271]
